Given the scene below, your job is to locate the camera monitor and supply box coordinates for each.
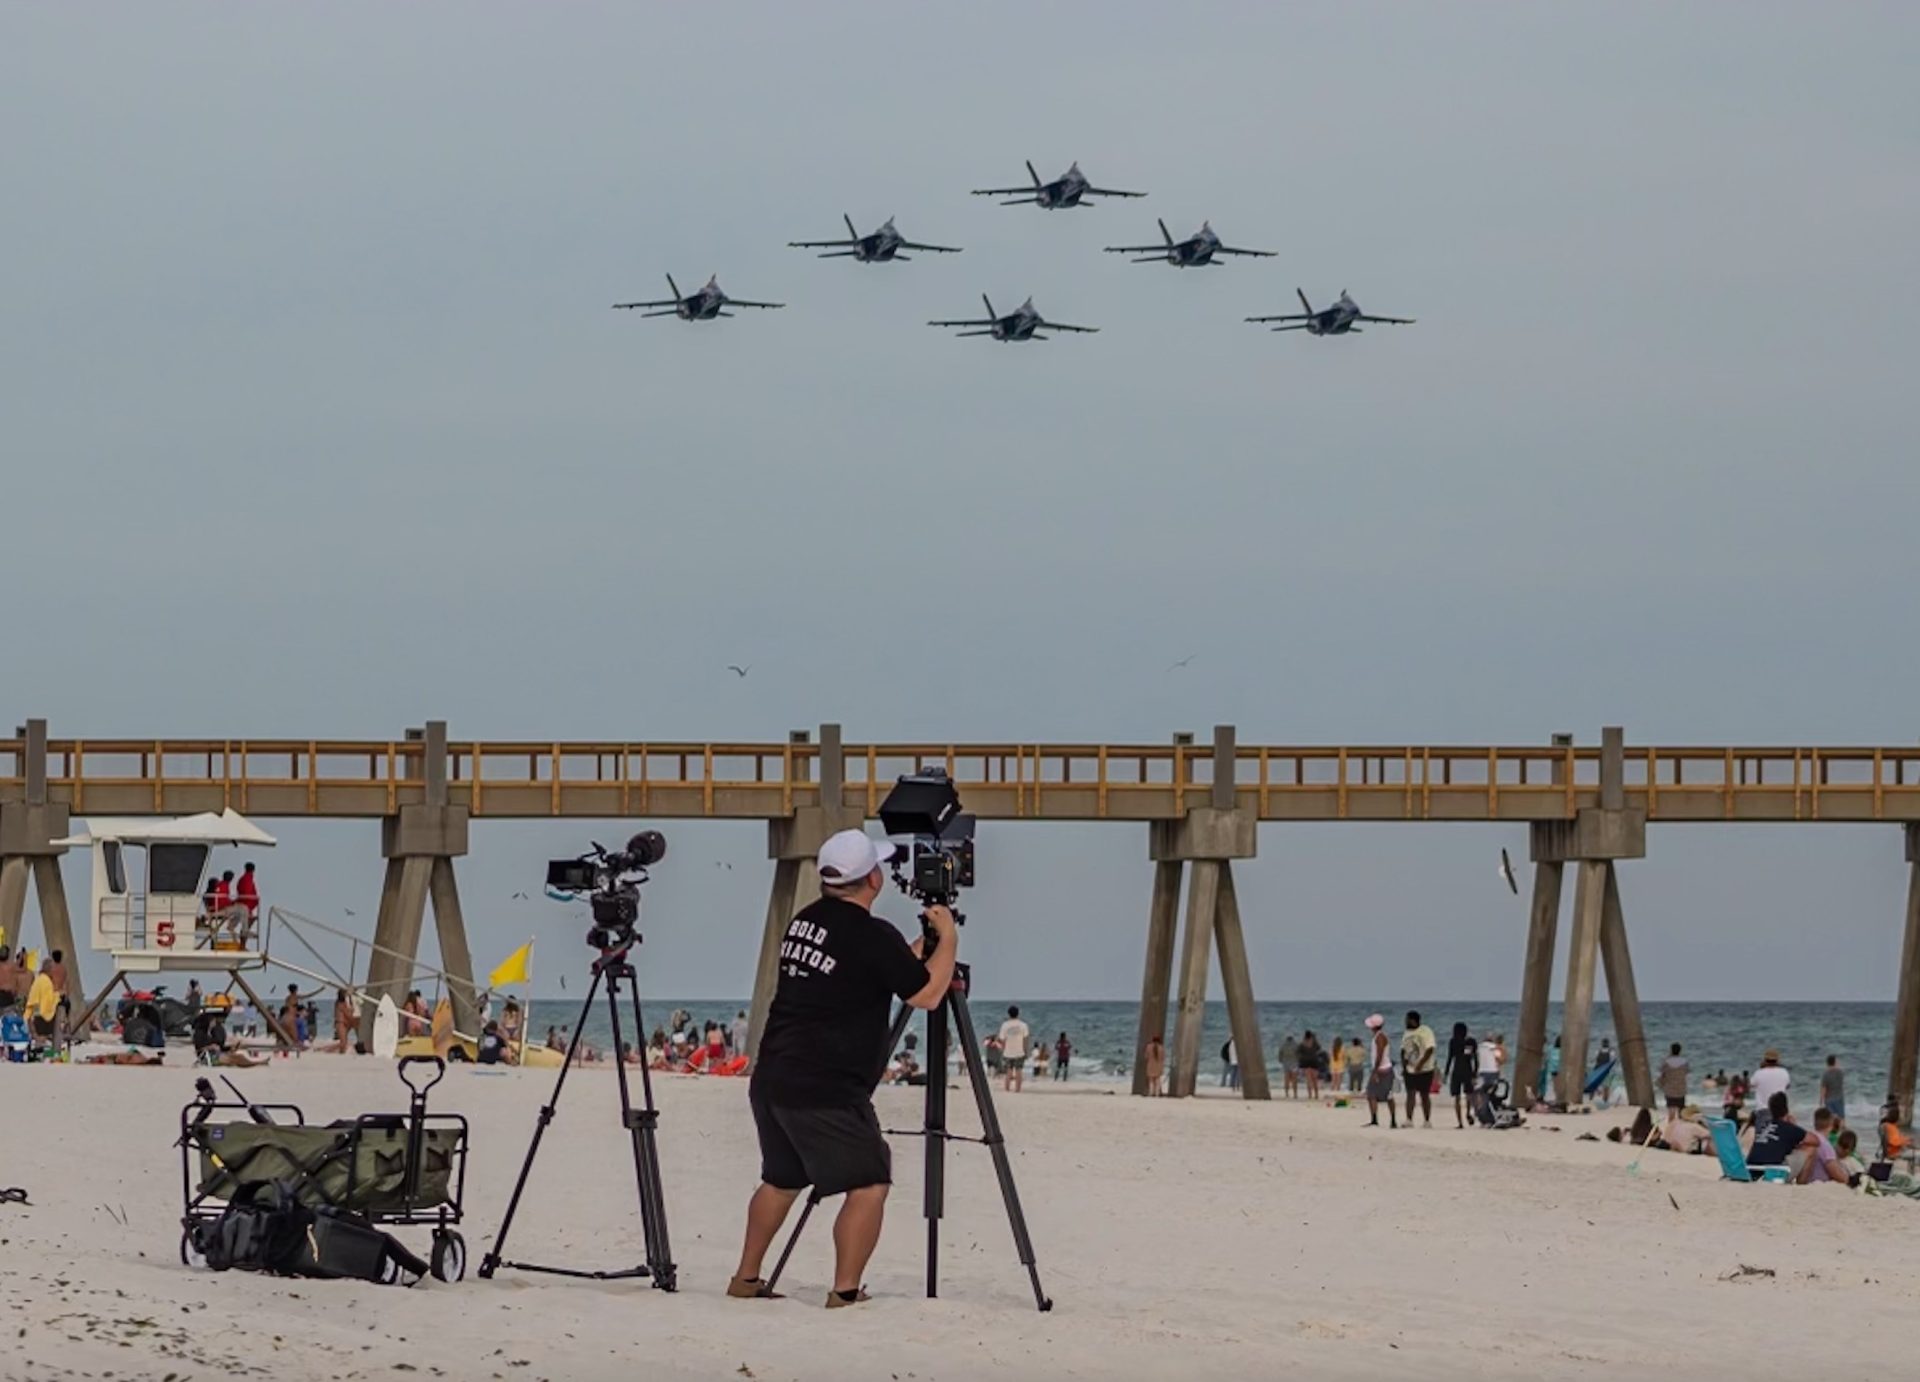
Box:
[879,770,969,840]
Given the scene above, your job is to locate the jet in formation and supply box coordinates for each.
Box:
[1246,289,1414,335]
[972,160,1146,209]
[928,294,1097,341]
[1104,219,1276,268]
[611,274,784,321]
[787,215,962,263]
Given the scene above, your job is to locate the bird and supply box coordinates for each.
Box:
[1498,848,1519,895]
[1167,654,1198,671]
[343,908,357,918]
[510,891,528,901]
[726,664,752,678]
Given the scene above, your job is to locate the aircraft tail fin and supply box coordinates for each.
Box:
[982,293,997,321]
[667,274,682,303]
[1296,287,1312,315]
[1026,159,1041,188]
[1158,217,1172,246]
[844,213,858,240]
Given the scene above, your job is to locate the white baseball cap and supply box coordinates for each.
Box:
[816,829,898,887]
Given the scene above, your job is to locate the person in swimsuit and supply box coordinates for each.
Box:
[1364,1014,1397,1128]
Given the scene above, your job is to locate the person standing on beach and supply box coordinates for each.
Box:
[1659,1043,1690,1116]
[1277,1033,1299,1099]
[1816,1054,1846,1122]
[1443,1023,1478,1129]
[1221,1036,1240,1089]
[1752,1050,1790,1128]
[1053,1031,1071,1081]
[1364,1015,1397,1128]
[998,1006,1030,1093]
[331,988,358,1054]
[1347,1036,1366,1094]
[733,1009,750,1055]
[1402,1011,1437,1127]
[732,829,955,1308]
[1146,1033,1166,1096]
[1298,1031,1323,1099]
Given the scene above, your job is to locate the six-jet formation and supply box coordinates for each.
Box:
[614,159,1417,340]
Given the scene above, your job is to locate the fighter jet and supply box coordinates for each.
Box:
[971,160,1146,209]
[928,294,1098,342]
[1104,219,1276,268]
[1245,289,1414,335]
[611,274,783,321]
[787,215,961,263]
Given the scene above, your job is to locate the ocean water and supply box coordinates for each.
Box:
[537,995,1901,1117]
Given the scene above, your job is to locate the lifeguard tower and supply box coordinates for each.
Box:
[60,809,293,1042]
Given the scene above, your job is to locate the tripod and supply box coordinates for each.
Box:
[763,958,1052,1311]
[477,938,676,1290]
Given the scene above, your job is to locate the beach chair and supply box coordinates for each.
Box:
[1708,1118,1791,1184]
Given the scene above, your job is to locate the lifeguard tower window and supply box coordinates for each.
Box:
[103,841,127,894]
[151,844,208,896]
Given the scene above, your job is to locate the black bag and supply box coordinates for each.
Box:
[191,1180,428,1283]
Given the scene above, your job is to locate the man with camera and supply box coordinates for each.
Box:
[730,828,957,1308]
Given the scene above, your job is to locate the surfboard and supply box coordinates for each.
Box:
[372,994,400,1059]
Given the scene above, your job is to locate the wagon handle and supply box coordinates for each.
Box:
[399,1055,446,1097]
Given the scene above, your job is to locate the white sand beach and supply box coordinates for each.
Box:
[0,1056,1911,1382]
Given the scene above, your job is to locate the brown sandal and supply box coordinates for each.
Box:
[727,1276,784,1300]
[825,1287,871,1309]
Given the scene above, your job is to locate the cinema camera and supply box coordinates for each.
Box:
[878,769,975,917]
[545,831,667,951]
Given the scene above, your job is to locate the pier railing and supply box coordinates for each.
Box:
[7,738,1920,822]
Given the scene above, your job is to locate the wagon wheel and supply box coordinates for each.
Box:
[180,1227,207,1269]
[431,1230,467,1283]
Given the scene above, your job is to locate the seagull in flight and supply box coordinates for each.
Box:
[1167,653,1198,671]
[1498,848,1519,895]
[510,891,529,901]
[726,664,752,678]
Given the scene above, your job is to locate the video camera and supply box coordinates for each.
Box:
[545,831,667,951]
[878,769,976,916]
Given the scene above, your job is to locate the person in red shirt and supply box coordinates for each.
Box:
[212,871,234,912]
[236,862,261,918]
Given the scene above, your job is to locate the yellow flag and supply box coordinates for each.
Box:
[488,941,532,989]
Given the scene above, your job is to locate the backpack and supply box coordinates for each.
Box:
[191,1180,428,1283]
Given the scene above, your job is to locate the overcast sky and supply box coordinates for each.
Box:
[4,4,1918,1002]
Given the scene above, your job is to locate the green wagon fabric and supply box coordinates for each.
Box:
[196,1121,456,1214]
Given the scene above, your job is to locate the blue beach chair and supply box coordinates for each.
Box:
[1709,1118,1791,1184]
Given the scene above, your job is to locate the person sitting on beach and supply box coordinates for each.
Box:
[25,963,60,1046]
[0,946,16,1016]
[1880,1104,1912,1166]
[1799,1108,1850,1185]
[1836,1128,1867,1182]
[478,1021,507,1065]
[401,990,432,1035]
[1475,1032,1503,1124]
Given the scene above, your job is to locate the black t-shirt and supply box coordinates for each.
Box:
[1446,1034,1479,1082]
[1746,1119,1808,1167]
[751,897,930,1108]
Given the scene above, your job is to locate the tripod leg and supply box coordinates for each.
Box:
[478,968,606,1278]
[611,967,676,1290]
[923,997,948,1299]
[947,989,1053,1311]
[762,1191,821,1294]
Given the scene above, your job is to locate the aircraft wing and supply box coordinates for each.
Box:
[1102,243,1171,255]
[1084,186,1146,198]
[898,240,962,253]
[612,300,676,310]
[1355,314,1416,324]
[787,238,857,248]
[928,317,995,327]
[971,185,1034,197]
[1215,246,1277,258]
[1244,312,1308,323]
[724,298,785,309]
[1037,318,1098,333]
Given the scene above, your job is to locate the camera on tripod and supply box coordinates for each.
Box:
[878,769,975,915]
[546,831,666,951]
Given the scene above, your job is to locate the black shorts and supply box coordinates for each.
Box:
[1666,1095,1686,1112]
[752,1093,891,1198]
[1406,1071,1435,1096]
[1448,1072,1474,1097]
